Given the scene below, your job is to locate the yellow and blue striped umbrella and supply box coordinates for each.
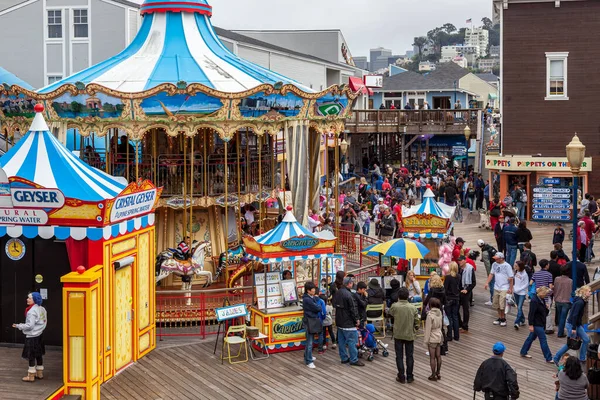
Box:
[361,238,430,259]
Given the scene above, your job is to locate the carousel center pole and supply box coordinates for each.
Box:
[236,130,242,242]
[325,131,329,218]
[183,134,187,237]
[135,140,140,182]
[189,133,194,238]
[203,129,208,205]
[334,130,340,250]
[224,139,229,247]
[258,134,262,232]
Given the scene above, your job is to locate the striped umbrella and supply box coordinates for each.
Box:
[361,238,430,259]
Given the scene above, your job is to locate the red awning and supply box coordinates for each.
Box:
[348,77,373,96]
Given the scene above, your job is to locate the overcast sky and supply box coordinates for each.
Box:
[210,0,492,57]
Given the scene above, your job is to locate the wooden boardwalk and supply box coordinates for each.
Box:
[0,346,62,400]
[102,219,586,400]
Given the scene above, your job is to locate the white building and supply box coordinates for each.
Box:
[419,61,436,72]
[477,58,500,72]
[452,56,468,69]
[441,45,479,65]
[465,27,490,57]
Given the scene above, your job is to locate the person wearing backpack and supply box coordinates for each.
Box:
[516,221,533,256]
[478,239,497,305]
[520,242,537,280]
[514,184,526,221]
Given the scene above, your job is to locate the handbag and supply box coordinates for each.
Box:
[490,206,501,218]
[567,336,582,351]
[304,317,322,334]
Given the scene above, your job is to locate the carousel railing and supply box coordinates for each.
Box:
[156,286,254,339]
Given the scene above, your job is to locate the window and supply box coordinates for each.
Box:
[73,9,88,38]
[47,10,62,38]
[48,76,62,84]
[546,52,568,100]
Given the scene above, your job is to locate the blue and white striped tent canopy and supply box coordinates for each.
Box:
[253,209,317,246]
[38,0,313,94]
[0,67,33,90]
[0,110,126,201]
[403,188,454,219]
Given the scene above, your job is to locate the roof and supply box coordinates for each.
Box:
[0,110,126,201]
[253,208,317,245]
[475,73,499,83]
[215,27,357,72]
[381,62,471,91]
[38,0,314,94]
[0,66,33,90]
[0,0,140,12]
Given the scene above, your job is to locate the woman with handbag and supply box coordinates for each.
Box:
[553,286,592,365]
[489,196,505,231]
[520,286,554,362]
[302,282,323,369]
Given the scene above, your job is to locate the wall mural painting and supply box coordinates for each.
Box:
[140,92,222,117]
[51,93,124,118]
[0,94,36,118]
[240,92,304,118]
[314,94,349,117]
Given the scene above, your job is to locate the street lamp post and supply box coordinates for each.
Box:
[566,133,586,295]
[464,125,471,171]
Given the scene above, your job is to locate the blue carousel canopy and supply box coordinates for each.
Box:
[38,0,313,94]
[254,208,317,245]
[0,108,126,201]
[414,188,450,218]
[0,67,33,90]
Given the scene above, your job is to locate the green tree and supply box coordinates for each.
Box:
[71,101,83,113]
[481,17,493,30]
[442,23,457,34]
[102,103,116,113]
[412,36,428,61]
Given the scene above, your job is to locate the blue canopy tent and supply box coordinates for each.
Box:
[0,67,33,90]
[402,188,454,239]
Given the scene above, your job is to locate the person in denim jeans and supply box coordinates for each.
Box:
[332,276,364,367]
[512,261,528,329]
[503,219,518,267]
[520,286,553,362]
[553,268,573,338]
[553,286,592,364]
[302,282,322,369]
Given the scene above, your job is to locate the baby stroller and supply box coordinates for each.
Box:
[358,323,389,361]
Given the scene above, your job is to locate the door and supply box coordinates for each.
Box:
[0,237,33,344]
[33,239,70,345]
[432,96,451,109]
[114,264,133,371]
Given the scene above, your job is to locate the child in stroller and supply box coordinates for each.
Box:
[357,323,389,361]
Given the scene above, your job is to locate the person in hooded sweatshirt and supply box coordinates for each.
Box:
[424,298,444,381]
[13,292,47,382]
[366,278,385,319]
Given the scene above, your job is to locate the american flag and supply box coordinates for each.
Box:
[466,18,472,24]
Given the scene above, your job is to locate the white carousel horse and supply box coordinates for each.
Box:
[155,241,213,287]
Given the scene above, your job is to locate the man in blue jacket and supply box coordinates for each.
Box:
[503,218,518,267]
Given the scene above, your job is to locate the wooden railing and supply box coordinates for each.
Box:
[346,108,479,133]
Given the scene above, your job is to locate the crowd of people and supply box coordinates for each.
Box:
[299,162,600,399]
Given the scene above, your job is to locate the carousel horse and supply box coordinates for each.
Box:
[214,245,247,282]
[155,240,213,288]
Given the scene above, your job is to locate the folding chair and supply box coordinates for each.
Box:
[221,325,248,364]
[366,304,386,338]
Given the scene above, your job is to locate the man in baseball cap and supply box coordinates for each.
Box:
[474,342,520,399]
[485,252,514,327]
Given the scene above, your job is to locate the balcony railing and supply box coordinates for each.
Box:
[346,109,479,132]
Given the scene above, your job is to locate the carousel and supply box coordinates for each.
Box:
[401,187,454,285]
[0,0,358,288]
[0,105,159,398]
[242,206,341,353]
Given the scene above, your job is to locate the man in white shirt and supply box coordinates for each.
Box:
[484,252,514,327]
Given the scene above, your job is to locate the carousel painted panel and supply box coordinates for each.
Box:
[0,92,36,118]
[50,92,124,119]
[314,93,349,117]
[239,92,305,118]
[139,91,223,117]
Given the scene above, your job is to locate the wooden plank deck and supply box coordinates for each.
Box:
[101,219,595,400]
[0,346,62,400]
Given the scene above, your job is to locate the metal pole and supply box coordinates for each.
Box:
[190,133,194,238]
[334,131,340,249]
[183,135,187,234]
[225,140,229,246]
[572,176,578,296]
[236,130,242,242]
